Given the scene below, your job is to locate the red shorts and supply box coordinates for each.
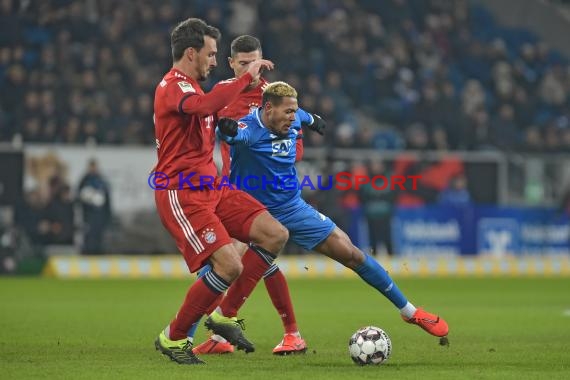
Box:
[155,186,266,273]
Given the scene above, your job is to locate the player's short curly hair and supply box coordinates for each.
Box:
[262,81,298,106]
[231,35,262,57]
[171,18,221,61]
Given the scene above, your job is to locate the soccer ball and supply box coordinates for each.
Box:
[348,326,392,365]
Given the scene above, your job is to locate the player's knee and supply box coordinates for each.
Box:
[232,240,248,256]
[266,224,288,254]
[275,224,289,248]
[226,261,243,281]
[217,259,243,282]
[211,248,244,282]
[345,246,365,269]
[250,214,288,256]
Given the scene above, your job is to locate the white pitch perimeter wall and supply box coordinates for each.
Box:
[25,144,157,216]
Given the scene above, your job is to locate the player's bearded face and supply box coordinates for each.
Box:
[196,36,218,81]
[267,97,298,136]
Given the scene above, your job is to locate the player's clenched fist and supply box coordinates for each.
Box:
[218,117,239,137]
[304,113,326,135]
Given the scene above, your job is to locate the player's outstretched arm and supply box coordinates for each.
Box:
[177,60,273,117]
[178,74,254,117]
[302,112,326,135]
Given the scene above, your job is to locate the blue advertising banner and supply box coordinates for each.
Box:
[475,207,569,255]
[392,206,474,255]
[393,206,569,256]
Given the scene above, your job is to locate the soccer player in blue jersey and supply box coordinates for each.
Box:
[212,81,449,340]
[188,36,324,356]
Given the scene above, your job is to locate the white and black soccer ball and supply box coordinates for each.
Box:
[348,326,392,365]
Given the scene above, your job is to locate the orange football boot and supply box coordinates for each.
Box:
[402,307,449,337]
[192,337,235,355]
[272,334,307,355]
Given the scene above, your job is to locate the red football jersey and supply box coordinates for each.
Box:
[153,68,252,189]
[214,77,304,176]
[217,77,268,120]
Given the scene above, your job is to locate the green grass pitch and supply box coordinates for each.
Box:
[1,277,569,379]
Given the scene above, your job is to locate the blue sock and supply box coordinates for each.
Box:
[354,254,408,309]
[187,264,212,339]
[196,264,212,279]
[187,320,200,340]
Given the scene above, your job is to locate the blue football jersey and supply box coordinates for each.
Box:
[218,108,312,211]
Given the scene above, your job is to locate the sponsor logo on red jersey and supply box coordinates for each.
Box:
[177,81,195,93]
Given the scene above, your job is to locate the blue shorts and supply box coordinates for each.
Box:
[271,200,336,251]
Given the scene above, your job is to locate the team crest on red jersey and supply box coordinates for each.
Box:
[248,102,259,114]
[201,228,217,244]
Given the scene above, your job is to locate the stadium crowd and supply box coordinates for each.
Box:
[0,0,569,152]
[1,0,570,260]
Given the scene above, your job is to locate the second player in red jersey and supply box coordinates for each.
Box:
[210,32,327,177]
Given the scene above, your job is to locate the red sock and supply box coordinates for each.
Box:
[169,277,226,340]
[206,292,224,315]
[218,246,273,317]
[264,268,298,333]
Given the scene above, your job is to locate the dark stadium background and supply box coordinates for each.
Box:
[0,0,569,271]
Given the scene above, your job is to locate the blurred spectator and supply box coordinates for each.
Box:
[353,125,375,149]
[431,127,449,151]
[438,174,472,207]
[521,126,544,152]
[13,178,74,248]
[78,159,111,255]
[14,189,49,247]
[43,184,74,244]
[490,104,519,150]
[461,79,486,117]
[543,125,562,152]
[359,159,395,255]
[394,155,464,206]
[512,86,537,129]
[405,123,430,150]
[340,161,367,247]
[462,107,492,150]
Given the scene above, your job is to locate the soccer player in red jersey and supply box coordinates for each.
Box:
[191,35,324,356]
[152,18,289,365]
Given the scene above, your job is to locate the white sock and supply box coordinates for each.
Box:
[399,302,417,318]
[211,334,228,343]
[287,331,301,337]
